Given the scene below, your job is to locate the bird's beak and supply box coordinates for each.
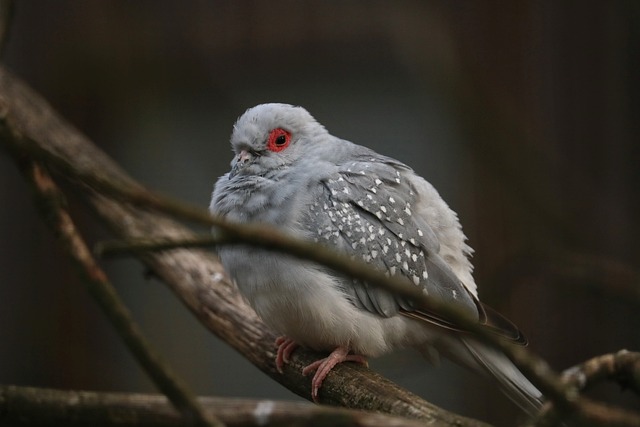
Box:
[229,149,254,178]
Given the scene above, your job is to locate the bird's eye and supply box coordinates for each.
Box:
[266,128,291,152]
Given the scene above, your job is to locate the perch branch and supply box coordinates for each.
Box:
[17,160,223,427]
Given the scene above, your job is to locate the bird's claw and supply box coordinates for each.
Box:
[274,338,368,402]
[301,346,368,402]
[275,336,299,373]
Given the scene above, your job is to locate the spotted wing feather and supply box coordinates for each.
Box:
[303,155,479,324]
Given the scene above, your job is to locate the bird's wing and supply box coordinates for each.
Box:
[304,157,478,318]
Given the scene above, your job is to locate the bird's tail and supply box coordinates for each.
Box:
[458,337,543,415]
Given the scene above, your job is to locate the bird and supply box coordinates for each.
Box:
[210,103,543,414]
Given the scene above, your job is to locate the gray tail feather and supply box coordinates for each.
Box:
[460,337,543,415]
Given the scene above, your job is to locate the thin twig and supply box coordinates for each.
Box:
[562,349,640,394]
[95,232,578,407]
[91,195,640,425]
[18,160,224,427]
[527,350,640,427]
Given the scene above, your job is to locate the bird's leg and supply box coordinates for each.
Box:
[275,336,299,373]
[301,346,368,402]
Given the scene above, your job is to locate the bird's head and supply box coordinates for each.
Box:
[228,103,328,178]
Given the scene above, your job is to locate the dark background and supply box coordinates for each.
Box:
[1,2,638,425]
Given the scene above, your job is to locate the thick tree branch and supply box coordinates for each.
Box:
[0,67,484,426]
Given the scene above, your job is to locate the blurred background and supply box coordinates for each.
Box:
[0,2,638,425]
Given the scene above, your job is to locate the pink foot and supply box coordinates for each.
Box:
[275,336,299,373]
[301,346,368,402]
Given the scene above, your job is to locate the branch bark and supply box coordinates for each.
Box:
[0,66,486,426]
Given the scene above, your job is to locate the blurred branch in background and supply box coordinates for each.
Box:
[530,350,640,427]
[0,385,432,427]
[1,61,639,425]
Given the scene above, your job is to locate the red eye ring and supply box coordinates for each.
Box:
[266,128,291,152]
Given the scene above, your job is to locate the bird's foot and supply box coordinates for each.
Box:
[301,346,368,402]
[275,336,299,373]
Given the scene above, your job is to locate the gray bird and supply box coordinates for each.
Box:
[210,103,542,413]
